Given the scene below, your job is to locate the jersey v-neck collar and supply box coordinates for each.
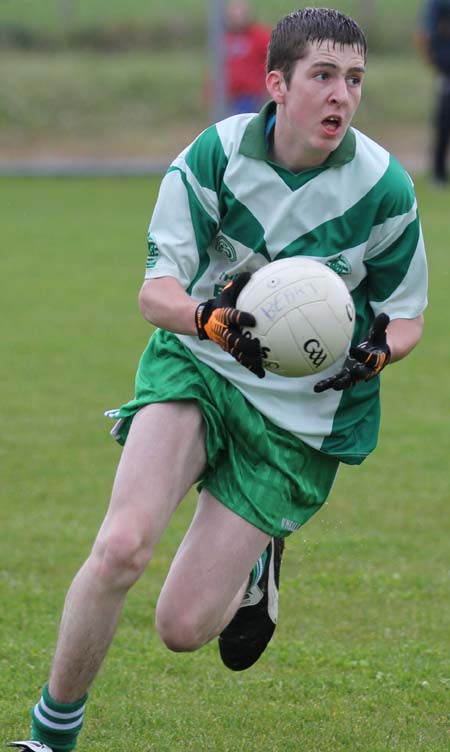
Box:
[239,100,356,184]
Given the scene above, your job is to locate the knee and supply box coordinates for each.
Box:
[155,601,205,653]
[91,526,152,590]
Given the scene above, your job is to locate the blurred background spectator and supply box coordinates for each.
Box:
[223,0,271,115]
[416,0,450,184]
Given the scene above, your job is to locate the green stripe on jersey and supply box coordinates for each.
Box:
[320,283,380,462]
[167,166,217,295]
[185,123,228,192]
[183,120,271,261]
[275,157,417,271]
[366,215,421,301]
[219,184,271,261]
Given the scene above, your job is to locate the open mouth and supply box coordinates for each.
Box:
[321,116,342,134]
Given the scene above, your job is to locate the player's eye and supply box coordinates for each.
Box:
[348,75,362,87]
[314,72,329,81]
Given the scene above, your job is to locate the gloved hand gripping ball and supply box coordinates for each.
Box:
[314,313,391,393]
[195,273,265,378]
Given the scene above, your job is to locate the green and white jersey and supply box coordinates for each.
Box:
[144,102,428,464]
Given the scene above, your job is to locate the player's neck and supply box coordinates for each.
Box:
[270,120,332,173]
[270,126,330,173]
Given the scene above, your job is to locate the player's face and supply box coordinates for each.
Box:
[268,41,365,169]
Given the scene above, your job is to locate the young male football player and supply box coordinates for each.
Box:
[9,8,427,751]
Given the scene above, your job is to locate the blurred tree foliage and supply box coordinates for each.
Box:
[0,0,422,55]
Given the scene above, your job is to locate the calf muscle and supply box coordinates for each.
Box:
[49,401,207,703]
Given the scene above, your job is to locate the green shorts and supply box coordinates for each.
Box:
[109,329,339,538]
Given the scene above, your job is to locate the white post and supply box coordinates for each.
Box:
[208,0,227,123]
[60,0,78,27]
[358,0,375,33]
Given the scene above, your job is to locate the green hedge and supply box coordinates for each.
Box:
[0,0,423,54]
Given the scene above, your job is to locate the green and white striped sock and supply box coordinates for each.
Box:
[31,684,88,752]
[248,548,268,589]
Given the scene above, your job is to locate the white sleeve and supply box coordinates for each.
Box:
[144,158,219,290]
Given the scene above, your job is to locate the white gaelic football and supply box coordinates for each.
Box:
[237,257,355,377]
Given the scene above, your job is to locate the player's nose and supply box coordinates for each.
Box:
[328,76,349,104]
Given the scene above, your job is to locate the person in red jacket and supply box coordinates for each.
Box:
[224,1,271,114]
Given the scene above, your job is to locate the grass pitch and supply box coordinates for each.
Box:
[1,175,448,751]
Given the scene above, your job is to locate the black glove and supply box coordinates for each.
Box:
[314,313,391,393]
[195,273,265,379]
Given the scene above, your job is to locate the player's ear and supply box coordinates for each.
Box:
[266,70,288,103]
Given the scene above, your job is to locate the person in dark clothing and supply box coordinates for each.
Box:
[417,0,450,184]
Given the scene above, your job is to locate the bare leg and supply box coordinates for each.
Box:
[156,489,271,651]
[49,401,207,702]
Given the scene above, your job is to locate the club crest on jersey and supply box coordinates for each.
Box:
[215,235,237,261]
[326,255,352,275]
[146,233,160,269]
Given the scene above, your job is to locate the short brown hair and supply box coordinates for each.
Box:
[267,7,368,85]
